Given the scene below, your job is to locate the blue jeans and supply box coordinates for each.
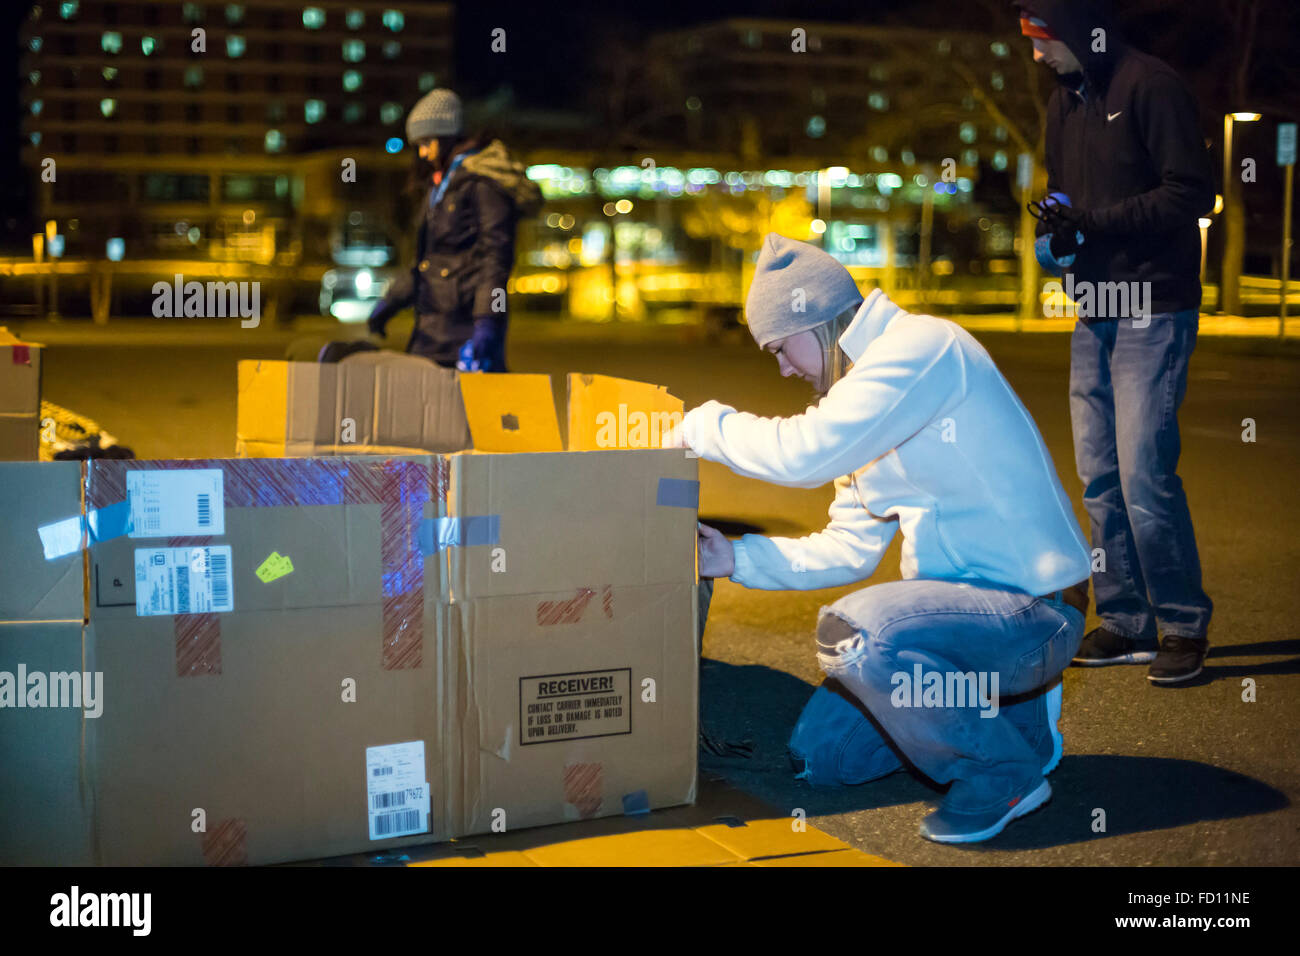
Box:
[1069,312,1212,640]
[789,580,1084,805]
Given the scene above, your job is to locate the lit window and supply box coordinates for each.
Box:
[227,35,245,57]
[100,32,121,54]
[990,41,1009,57]
[871,146,887,162]
[29,71,40,85]
[59,1,78,19]
[100,98,116,118]
[868,93,887,111]
[382,9,404,31]
[226,4,244,24]
[265,129,284,153]
[380,102,402,124]
[383,40,400,59]
[303,7,324,29]
[418,72,436,92]
[962,149,978,167]
[991,71,1004,91]
[141,36,158,55]
[185,65,203,88]
[183,3,204,23]
[385,137,403,154]
[992,151,1008,171]
[305,99,325,123]
[805,115,826,138]
[343,70,362,91]
[29,36,43,53]
[102,66,117,80]
[346,8,364,29]
[685,96,701,111]
[30,132,42,146]
[959,122,977,144]
[343,40,365,62]
[344,102,363,123]
[31,100,43,116]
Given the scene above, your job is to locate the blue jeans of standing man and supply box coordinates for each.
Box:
[790,579,1084,805]
[1069,312,1212,640]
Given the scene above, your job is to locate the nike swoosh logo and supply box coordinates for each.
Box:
[1107,111,1123,121]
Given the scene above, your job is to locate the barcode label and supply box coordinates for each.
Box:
[371,790,408,810]
[209,550,229,610]
[175,565,190,614]
[128,470,225,537]
[373,811,421,838]
[366,741,430,840]
[134,546,234,616]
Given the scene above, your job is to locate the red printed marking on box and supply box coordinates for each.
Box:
[563,762,604,819]
[202,818,247,866]
[175,613,221,677]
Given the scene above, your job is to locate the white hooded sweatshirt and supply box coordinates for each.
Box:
[679,288,1091,595]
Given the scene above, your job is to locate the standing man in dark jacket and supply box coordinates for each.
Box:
[1016,1,1216,683]
[368,88,540,370]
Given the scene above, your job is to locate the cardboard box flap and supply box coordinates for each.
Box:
[566,374,685,451]
[0,327,45,349]
[458,374,563,453]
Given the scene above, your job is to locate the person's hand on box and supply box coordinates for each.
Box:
[661,419,689,450]
[697,522,734,578]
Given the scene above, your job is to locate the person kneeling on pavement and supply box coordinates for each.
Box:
[666,233,1091,843]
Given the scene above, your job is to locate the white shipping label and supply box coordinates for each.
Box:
[134,546,234,616]
[127,469,225,537]
[366,741,431,841]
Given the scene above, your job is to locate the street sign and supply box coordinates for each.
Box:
[1279,123,1297,166]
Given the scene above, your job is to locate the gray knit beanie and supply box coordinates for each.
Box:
[406,88,463,142]
[744,233,863,348]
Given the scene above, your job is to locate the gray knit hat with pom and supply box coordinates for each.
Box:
[406,88,463,142]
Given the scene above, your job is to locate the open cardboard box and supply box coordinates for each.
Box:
[237,356,686,456]
[0,374,699,865]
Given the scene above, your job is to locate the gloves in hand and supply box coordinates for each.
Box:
[456,316,507,372]
[1028,192,1088,259]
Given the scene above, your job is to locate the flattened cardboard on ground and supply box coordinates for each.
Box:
[236,357,471,457]
[0,328,44,461]
[0,461,85,623]
[0,622,95,866]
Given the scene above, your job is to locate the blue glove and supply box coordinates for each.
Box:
[456,316,506,372]
[1029,192,1085,271]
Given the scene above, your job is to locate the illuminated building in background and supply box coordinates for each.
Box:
[17,1,452,261]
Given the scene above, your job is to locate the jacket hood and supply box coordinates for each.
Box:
[1013,0,1126,90]
[460,139,543,216]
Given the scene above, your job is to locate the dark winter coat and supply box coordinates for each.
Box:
[369,140,537,366]
[1022,0,1216,315]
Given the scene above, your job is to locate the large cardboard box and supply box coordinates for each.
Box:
[236,354,471,457]
[0,386,698,865]
[0,328,43,461]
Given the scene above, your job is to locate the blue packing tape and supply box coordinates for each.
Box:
[656,477,699,509]
[36,499,134,560]
[417,515,501,555]
[621,790,651,816]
